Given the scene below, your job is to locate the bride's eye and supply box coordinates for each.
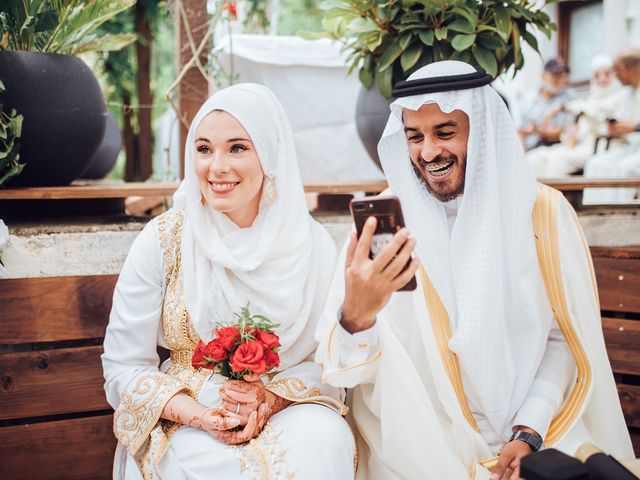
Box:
[231,144,248,154]
[197,145,211,155]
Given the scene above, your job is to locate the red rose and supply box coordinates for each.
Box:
[215,326,241,351]
[205,338,229,362]
[263,349,280,370]
[191,340,210,369]
[230,341,266,374]
[256,330,280,350]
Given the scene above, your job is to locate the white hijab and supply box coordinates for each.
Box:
[378,61,554,438]
[176,83,336,370]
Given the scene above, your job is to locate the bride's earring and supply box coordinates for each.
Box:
[262,172,277,204]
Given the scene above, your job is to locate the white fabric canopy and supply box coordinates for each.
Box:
[216,34,384,183]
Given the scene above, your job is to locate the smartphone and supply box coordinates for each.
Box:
[350,195,417,291]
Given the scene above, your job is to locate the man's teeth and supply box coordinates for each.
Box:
[425,160,454,176]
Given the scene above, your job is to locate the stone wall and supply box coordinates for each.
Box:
[1,209,638,279]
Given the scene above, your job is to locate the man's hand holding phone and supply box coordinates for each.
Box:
[340,217,419,334]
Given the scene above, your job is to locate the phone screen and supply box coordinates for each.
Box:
[370,214,400,257]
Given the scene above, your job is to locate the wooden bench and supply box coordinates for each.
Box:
[0,248,638,478]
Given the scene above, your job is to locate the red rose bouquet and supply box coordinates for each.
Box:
[191,304,280,379]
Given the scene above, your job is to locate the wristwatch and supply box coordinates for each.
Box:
[509,430,544,452]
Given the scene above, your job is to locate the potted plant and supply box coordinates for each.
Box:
[0,0,136,187]
[310,0,556,166]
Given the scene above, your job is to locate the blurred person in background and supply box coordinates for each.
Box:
[584,49,640,203]
[527,54,626,178]
[517,58,578,151]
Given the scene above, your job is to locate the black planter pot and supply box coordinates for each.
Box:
[355,86,393,170]
[0,51,107,187]
[81,113,122,179]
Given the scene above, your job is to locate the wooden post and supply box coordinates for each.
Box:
[176,0,210,179]
[135,0,153,181]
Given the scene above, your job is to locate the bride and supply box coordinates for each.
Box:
[102,83,355,479]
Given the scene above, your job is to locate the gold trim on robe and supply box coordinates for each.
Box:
[417,184,592,469]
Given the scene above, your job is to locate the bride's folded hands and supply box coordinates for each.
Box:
[219,376,293,439]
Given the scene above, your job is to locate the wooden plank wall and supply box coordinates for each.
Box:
[0,275,118,479]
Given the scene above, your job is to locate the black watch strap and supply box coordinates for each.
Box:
[510,430,544,451]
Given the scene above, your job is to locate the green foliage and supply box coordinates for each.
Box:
[0,0,136,54]
[306,0,556,98]
[0,79,24,187]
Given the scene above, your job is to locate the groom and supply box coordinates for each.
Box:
[316,61,632,479]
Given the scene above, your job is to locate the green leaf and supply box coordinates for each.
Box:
[473,46,498,77]
[418,30,434,46]
[400,43,423,72]
[447,19,474,34]
[494,5,511,42]
[512,22,522,67]
[375,65,393,99]
[377,39,404,72]
[451,33,476,52]
[347,17,379,33]
[359,66,373,88]
[451,7,477,26]
[399,33,412,51]
[477,33,504,50]
[71,32,136,54]
[522,28,539,52]
[435,27,447,41]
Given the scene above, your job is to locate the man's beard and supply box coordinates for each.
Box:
[411,153,466,202]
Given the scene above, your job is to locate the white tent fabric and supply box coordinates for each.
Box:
[216,34,384,183]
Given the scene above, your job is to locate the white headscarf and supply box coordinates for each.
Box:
[378,61,554,438]
[176,83,336,370]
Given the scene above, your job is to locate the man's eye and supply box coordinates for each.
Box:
[437,131,454,139]
[231,144,248,153]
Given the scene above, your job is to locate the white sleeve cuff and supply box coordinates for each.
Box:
[335,320,380,367]
[512,377,564,440]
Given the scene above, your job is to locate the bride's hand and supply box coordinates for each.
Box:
[214,404,269,445]
[219,377,267,427]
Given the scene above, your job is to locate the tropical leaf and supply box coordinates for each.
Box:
[377,38,403,72]
[473,46,497,77]
[418,29,434,46]
[71,32,136,55]
[447,18,474,34]
[401,43,423,72]
[375,64,393,99]
[451,33,476,52]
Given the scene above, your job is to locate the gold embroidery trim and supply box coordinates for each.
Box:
[533,184,591,446]
[266,376,349,416]
[417,265,480,433]
[114,372,191,456]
